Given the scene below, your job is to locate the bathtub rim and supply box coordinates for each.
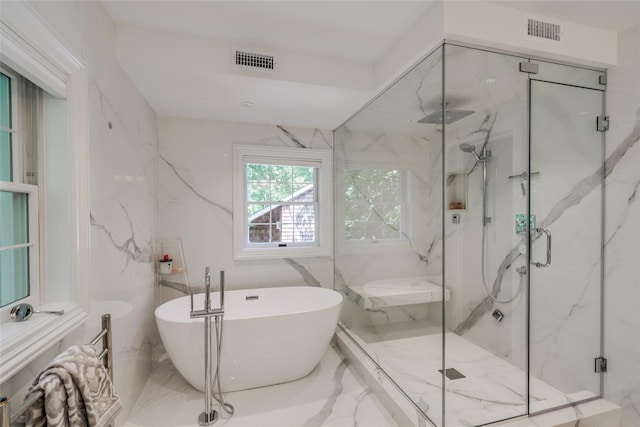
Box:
[155,285,343,323]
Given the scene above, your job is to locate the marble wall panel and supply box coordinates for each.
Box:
[603,25,640,427]
[157,118,334,300]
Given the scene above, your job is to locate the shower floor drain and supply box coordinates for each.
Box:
[438,368,466,380]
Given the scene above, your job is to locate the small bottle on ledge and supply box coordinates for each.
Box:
[159,254,173,274]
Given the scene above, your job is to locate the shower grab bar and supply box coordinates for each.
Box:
[531,227,552,268]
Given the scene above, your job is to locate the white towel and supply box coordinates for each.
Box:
[23,344,121,427]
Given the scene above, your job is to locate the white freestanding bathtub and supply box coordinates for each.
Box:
[155,286,343,392]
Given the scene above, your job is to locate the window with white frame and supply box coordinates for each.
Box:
[0,1,90,384]
[233,145,332,260]
[0,67,40,311]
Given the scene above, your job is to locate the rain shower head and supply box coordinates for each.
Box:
[417,109,474,124]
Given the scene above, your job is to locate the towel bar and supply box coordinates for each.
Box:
[5,313,113,425]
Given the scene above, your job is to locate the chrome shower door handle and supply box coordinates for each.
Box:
[530,227,551,268]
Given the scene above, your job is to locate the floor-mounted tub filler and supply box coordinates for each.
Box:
[155,285,343,393]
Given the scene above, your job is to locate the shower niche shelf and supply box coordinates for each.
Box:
[446,171,467,211]
[345,276,450,309]
[156,240,190,304]
[157,240,187,275]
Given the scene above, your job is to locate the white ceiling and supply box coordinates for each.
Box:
[102,1,434,63]
[101,0,640,130]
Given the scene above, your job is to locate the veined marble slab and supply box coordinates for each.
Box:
[338,322,617,427]
[345,277,450,309]
[495,397,621,427]
[125,344,400,427]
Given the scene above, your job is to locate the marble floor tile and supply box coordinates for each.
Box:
[350,321,597,426]
[125,344,399,427]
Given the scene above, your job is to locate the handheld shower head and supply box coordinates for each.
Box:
[459,143,476,153]
[459,143,482,162]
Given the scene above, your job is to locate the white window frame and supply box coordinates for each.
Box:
[233,145,333,260]
[0,2,90,384]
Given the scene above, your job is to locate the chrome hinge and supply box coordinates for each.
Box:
[519,62,539,74]
[595,357,608,373]
[597,116,610,132]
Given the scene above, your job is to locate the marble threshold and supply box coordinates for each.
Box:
[124,342,403,427]
[336,323,621,427]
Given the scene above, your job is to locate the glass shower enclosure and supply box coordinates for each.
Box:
[334,43,605,427]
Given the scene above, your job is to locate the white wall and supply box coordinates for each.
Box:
[442,1,617,68]
[158,118,334,302]
[604,24,640,427]
[0,1,159,423]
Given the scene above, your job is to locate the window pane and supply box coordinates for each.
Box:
[290,204,316,242]
[0,73,10,129]
[271,182,293,202]
[247,182,270,202]
[270,165,292,185]
[0,247,29,307]
[0,130,11,181]
[249,204,277,243]
[245,161,318,246]
[0,191,28,246]
[246,163,272,181]
[292,166,314,184]
[293,184,314,201]
[248,203,268,218]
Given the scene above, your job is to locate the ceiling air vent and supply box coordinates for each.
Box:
[234,49,275,71]
[527,18,561,41]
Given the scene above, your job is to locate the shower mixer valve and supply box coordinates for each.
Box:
[508,171,541,196]
[515,214,536,235]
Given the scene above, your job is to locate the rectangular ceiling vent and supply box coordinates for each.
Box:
[526,18,561,42]
[234,49,275,71]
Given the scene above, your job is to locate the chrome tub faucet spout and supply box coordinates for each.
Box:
[205,266,211,310]
[219,270,225,311]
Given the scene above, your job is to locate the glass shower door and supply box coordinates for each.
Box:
[528,74,604,412]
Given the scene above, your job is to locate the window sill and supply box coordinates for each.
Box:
[0,303,88,384]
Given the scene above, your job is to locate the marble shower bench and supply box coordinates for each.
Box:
[344,276,450,309]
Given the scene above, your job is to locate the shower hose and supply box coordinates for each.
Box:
[213,316,234,416]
